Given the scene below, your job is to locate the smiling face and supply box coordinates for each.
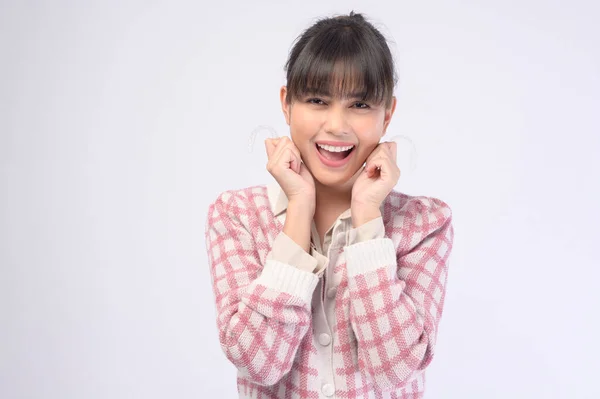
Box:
[280,82,396,190]
[280,14,398,191]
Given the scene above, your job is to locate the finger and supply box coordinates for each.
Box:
[370,157,400,179]
[386,141,397,164]
[265,138,281,159]
[278,136,300,158]
[288,148,301,174]
[368,142,396,168]
[265,139,275,159]
[363,148,379,168]
[266,138,287,171]
[365,156,385,177]
[275,146,301,174]
[288,138,302,161]
[298,160,313,178]
[277,136,302,164]
[271,137,288,161]
[365,142,386,165]
[377,141,392,156]
[367,155,397,178]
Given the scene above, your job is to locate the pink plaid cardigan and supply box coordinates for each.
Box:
[204,182,454,398]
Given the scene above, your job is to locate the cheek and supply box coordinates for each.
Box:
[357,128,383,149]
[289,127,314,161]
[290,108,311,131]
[289,123,311,149]
[355,114,384,138]
[356,144,377,164]
[290,111,319,146]
[355,125,384,160]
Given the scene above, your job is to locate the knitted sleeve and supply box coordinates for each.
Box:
[343,197,454,390]
[204,190,319,386]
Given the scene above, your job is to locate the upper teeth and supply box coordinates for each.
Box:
[317,144,354,152]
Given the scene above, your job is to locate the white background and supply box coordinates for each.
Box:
[1,1,599,398]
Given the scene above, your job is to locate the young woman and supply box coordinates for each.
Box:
[205,11,454,399]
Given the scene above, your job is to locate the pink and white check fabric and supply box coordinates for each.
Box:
[204,185,454,398]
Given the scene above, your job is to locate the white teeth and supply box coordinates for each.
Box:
[317,143,354,152]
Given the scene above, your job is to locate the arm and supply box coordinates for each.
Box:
[204,191,318,386]
[343,197,454,390]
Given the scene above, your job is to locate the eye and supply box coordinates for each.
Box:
[353,102,370,109]
[307,98,326,105]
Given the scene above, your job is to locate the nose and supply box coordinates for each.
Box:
[323,104,349,136]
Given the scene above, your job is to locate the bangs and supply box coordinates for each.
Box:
[285,25,394,107]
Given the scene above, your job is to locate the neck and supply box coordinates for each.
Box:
[314,179,352,213]
[313,165,364,214]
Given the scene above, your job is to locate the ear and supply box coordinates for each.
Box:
[381,96,397,137]
[280,86,291,125]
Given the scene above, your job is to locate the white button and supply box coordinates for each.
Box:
[327,287,337,299]
[318,333,331,346]
[322,383,335,397]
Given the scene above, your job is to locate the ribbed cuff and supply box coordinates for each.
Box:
[256,259,319,304]
[343,238,397,278]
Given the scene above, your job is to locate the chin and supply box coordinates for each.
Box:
[311,166,361,190]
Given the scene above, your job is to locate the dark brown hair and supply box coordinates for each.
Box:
[284,11,397,109]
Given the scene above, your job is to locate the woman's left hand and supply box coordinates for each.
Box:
[351,141,401,225]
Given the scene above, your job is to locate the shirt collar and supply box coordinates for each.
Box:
[267,181,289,217]
[266,181,384,220]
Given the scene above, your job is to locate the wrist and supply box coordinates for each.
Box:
[351,208,381,228]
[288,201,315,219]
[283,205,313,253]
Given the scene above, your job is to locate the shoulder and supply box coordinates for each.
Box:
[383,189,453,241]
[207,184,269,213]
[205,184,273,236]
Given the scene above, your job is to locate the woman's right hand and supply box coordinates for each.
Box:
[265,137,315,212]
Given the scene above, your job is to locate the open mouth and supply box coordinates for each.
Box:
[316,144,354,160]
[315,143,355,167]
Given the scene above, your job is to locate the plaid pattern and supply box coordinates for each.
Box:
[205,185,454,398]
